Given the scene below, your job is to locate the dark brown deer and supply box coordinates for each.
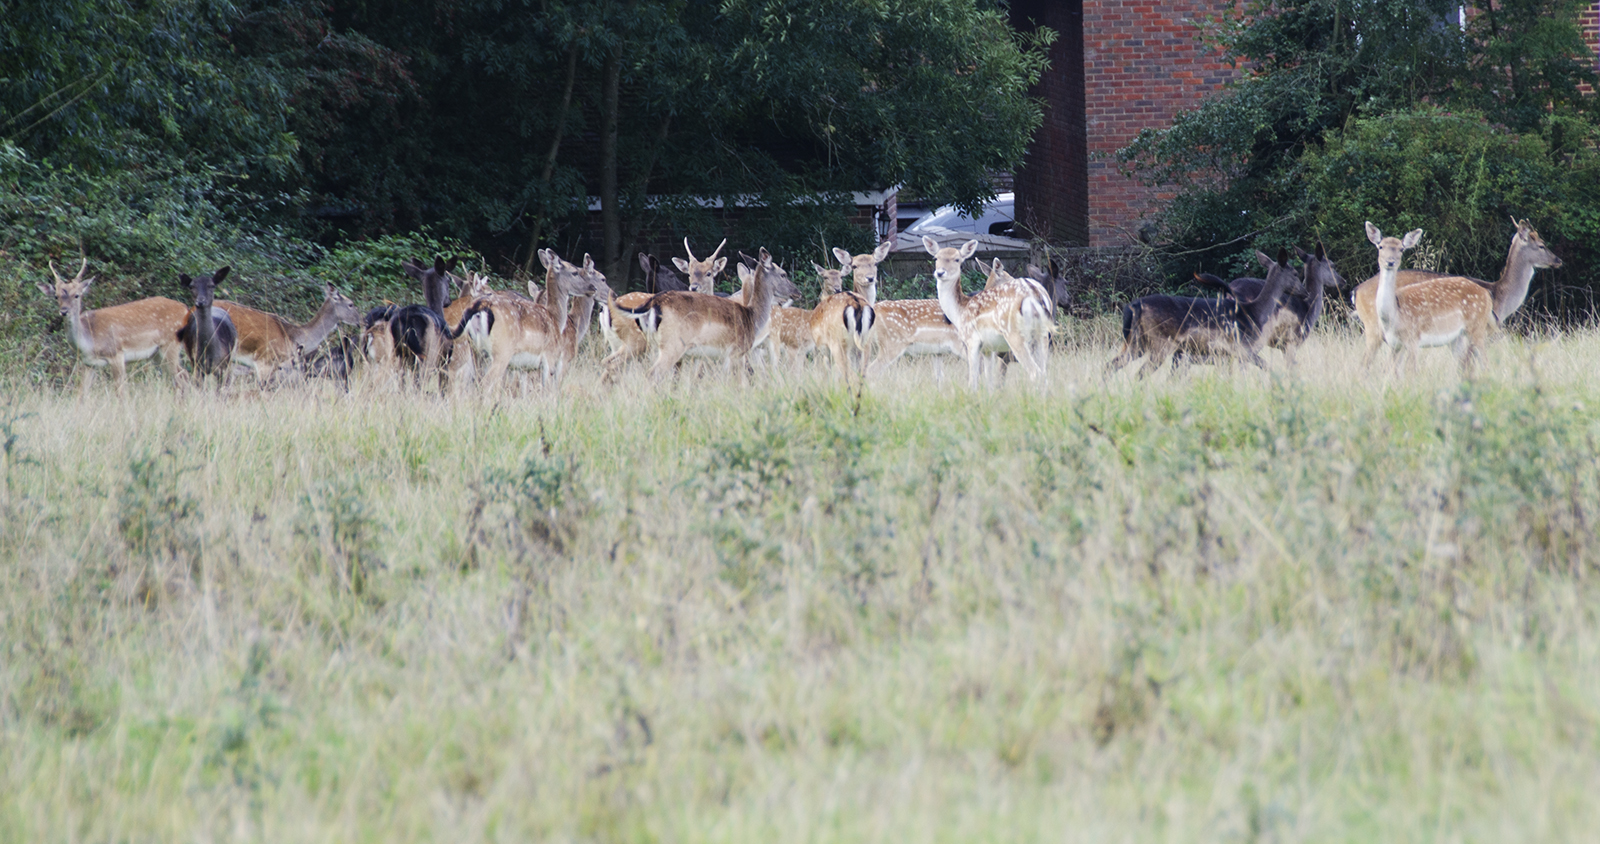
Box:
[1106,248,1300,378]
[1190,243,1344,366]
[176,266,237,386]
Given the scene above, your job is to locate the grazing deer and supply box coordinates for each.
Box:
[301,335,358,390]
[37,256,192,395]
[1362,222,1495,375]
[1352,219,1561,366]
[214,284,362,385]
[928,237,1053,389]
[1106,248,1300,378]
[616,248,785,383]
[1191,243,1344,366]
[177,266,238,386]
[467,249,600,393]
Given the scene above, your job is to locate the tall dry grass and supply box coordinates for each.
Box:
[2,320,1598,841]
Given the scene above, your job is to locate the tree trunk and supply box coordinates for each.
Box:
[523,42,581,275]
[599,45,623,284]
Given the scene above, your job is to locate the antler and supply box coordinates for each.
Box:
[706,238,727,264]
[48,259,64,286]
[683,238,699,264]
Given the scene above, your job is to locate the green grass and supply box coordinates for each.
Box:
[2,319,1599,842]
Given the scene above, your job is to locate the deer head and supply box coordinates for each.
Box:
[1365,222,1423,275]
[402,254,459,314]
[179,266,231,309]
[811,262,846,298]
[923,235,980,288]
[832,240,893,304]
[673,238,727,294]
[638,252,688,294]
[38,256,96,317]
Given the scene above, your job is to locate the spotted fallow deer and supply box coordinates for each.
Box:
[927,237,1053,389]
[214,283,362,385]
[462,249,599,393]
[37,256,192,395]
[1363,222,1495,376]
[176,266,238,385]
[1190,243,1345,366]
[1352,218,1560,366]
[616,248,784,383]
[1106,248,1300,378]
[597,252,693,380]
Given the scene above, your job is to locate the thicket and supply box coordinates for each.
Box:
[1118,0,1600,316]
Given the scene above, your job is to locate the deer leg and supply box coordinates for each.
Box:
[110,357,129,396]
[77,365,97,400]
[1136,338,1174,379]
[1361,327,1384,369]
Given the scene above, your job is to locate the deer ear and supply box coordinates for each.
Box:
[1049,256,1061,277]
[1295,246,1312,262]
[433,255,447,274]
[1276,247,1289,266]
[832,247,853,267]
[1401,229,1424,250]
[401,260,424,280]
[1315,241,1326,260]
[1255,250,1274,270]
[812,262,827,277]
[180,273,194,289]
[736,263,753,284]
[538,249,556,271]
[213,266,231,284]
[1365,221,1382,246]
[712,257,728,276]
[991,257,1004,273]
[36,281,53,297]
[872,239,893,263]
[671,257,690,274]
[80,275,95,291]
[444,256,459,272]
[958,240,980,261]
[638,253,653,273]
[758,247,772,263]
[922,235,940,257]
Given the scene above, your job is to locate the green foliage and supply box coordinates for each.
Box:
[1118,0,1600,308]
[1296,110,1600,313]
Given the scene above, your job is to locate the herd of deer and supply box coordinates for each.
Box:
[34,219,1562,396]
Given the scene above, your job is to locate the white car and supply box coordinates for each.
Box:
[904,192,1016,237]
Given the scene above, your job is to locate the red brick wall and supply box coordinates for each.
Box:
[1083,1,1235,246]
[1011,1,1089,246]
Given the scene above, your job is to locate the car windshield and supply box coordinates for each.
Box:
[905,193,1014,235]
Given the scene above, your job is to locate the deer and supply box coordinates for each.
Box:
[672,238,729,295]
[176,266,238,386]
[1362,222,1495,376]
[1351,219,1561,366]
[597,252,694,380]
[37,256,192,395]
[462,249,600,394]
[214,283,362,386]
[615,247,786,383]
[1105,248,1300,378]
[547,258,608,385]
[1190,243,1344,366]
[928,237,1054,389]
[832,240,895,305]
[755,263,842,371]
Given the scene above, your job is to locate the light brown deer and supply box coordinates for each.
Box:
[928,237,1053,389]
[1352,219,1561,365]
[465,249,598,393]
[757,263,843,371]
[832,240,894,304]
[807,263,875,381]
[616,248,785,383]
[598,252,698,380]
[37,256,192,395]
[215,284,362,385]
[1363,222,1495,375]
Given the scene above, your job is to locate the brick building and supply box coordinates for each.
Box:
[1011,2,1600,249]
[1011,0,1235,248]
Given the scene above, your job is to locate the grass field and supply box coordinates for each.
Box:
[3,317,1598,842]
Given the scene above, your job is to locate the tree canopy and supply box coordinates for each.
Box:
[2,0,1048,282]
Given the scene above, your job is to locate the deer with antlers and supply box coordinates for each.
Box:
[1362,222,1495,376]
[1351,219,1560,367]
[614,247,787,383]
[36,255,192,395]
[1106,248,1300,378]
[927,237,1053,389]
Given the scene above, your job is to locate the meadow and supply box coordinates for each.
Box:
[2,317,1598,842]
